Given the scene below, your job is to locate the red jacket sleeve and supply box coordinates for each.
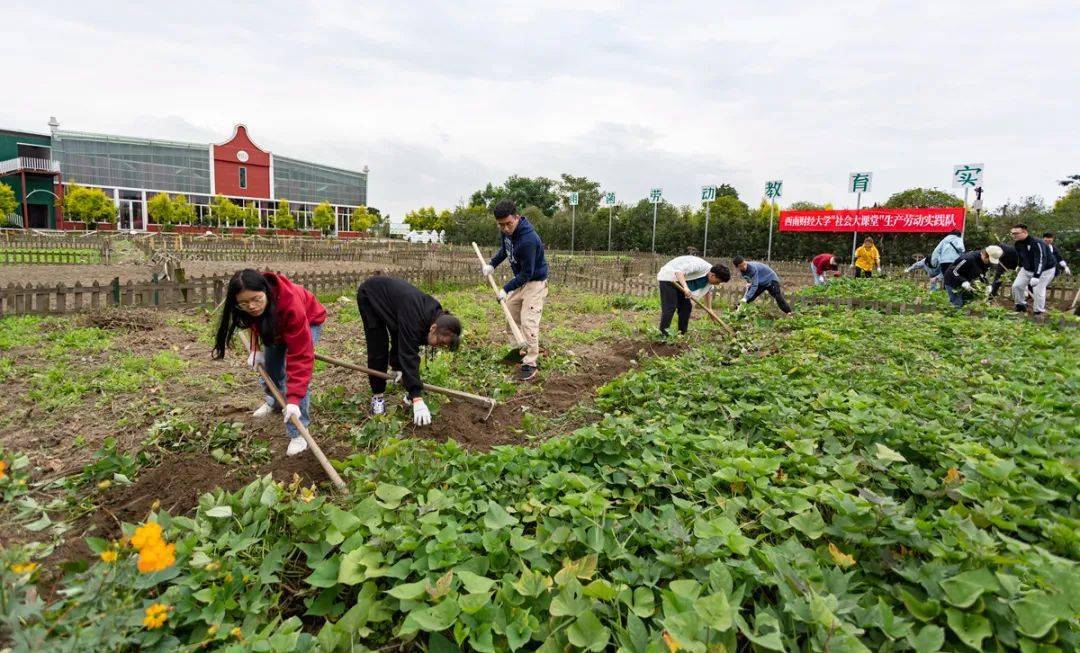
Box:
[279,305,315,404]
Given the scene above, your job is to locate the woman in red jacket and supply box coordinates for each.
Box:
[213,269,327,456]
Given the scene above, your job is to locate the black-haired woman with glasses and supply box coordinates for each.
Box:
[212,269,326,456]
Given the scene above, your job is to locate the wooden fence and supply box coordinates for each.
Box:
[0,236,111,264]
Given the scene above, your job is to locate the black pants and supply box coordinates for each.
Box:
[658,281,692,335]
[748,280,793,314]
[357,290,399,394]
[854,267,873,278]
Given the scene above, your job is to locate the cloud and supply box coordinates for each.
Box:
[1,0,1077,220]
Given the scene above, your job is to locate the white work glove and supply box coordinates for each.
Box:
[388,369,402,384]
[246,350,264,369]
[282,403,301,424]
[481,264,494,277]
[497,289,508,302]
[411,398,431,426]
[1029,276,1039,288]
[961,281,972,291]
[1063,265,1072,276]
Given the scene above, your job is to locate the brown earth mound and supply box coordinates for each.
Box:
[403,339,684,449]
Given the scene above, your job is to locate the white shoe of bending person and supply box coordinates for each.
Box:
[286,437,308,456]
[252,403,274,418]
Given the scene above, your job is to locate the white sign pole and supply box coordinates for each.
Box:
[608,205,613,251]
[962,187,968,238]
[851,191,861,264]
[649,188,662,255]
[767,201,775,262]
[704,201,711,257]
[651,202,658,255]
[602,192,615,251]
[571,203,576,254]
[701,186,715,257]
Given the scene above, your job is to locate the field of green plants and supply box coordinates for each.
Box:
[1,278,1077,652]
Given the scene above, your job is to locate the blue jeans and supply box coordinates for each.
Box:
[261,323,322,439]
[945,285,965,308]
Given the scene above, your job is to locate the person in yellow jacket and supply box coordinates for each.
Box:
[852,237,881,278]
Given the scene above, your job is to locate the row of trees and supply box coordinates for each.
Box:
[44,185,383,235]
[412,175,1080,264]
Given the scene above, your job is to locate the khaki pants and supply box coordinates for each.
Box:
[506,280,548,366]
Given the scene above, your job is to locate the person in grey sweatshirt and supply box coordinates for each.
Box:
[733,256,792,315]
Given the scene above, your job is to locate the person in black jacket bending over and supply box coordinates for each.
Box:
[356,275,462,425]
[943,246,1002,308]
[480,199,549,382]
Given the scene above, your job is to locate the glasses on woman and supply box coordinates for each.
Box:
[237,295,266,309]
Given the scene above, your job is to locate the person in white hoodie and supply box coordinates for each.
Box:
[655,256,731,336]
[930,230,965,280]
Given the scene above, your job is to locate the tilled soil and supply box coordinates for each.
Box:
[402,339,684,449]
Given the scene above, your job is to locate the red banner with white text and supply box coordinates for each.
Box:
[778,207,964,233]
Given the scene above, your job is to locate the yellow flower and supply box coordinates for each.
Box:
[943,467,962,485]
[828,542,856,568]
[142,603,170,629]
[100,549,118,563]
[207,625,218,636]
[299,486,316,503]
[662,630,681,652]
[131,522,164,551]
[10,562,38,575]
[97,479,112,490]
[0,460,7,479]
[230,626,244,640]
[137,541,176,574]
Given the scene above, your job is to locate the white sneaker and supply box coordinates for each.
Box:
[286,437,308,456]
[252,403,273,418]
[371,395,386,415]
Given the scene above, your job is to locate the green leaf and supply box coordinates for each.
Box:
[694,592,733,631]
[669,579,702,599]
[874,443,907,464]
[907,625,945,653]
[566,609,610,652]
[900,589,941,622]
[338,547,387,585]
[305,557,341,589]
[634,588,657,619]
[693,515,737,539]
[940,568,999,608]
[945,608,992,651]
[483,501,518,530]
[582,579,617,601]
[458,592,491,614]
[325,505,361,535]
[410,599,461,632]
[455,570,496,594]
[550,585,588,617]
[1011,592,1064,638]
[205,505,232,518]
[386,579,428,601]
[788,508,826,539]
[374,483,411,509]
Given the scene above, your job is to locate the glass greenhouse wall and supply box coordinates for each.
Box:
[52,131,211,195]
[273,156,366,207]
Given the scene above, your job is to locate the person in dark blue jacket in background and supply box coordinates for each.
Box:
[479,199,549,381]
[733,256,793,315]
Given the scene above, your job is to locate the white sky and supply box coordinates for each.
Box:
[2,1,1077,220]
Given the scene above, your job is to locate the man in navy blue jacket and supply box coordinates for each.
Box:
[480,200,550,381]
[733,256,793,315]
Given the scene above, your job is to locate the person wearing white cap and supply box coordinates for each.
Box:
[943,245,1003,308]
